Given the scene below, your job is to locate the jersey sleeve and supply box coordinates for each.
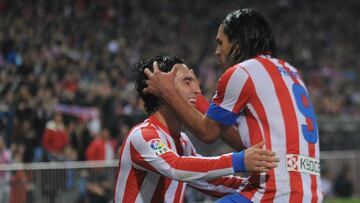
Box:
[187,175,245,197]
[182,136,245,197]
[129,127,245,182]
[207,65,253,126]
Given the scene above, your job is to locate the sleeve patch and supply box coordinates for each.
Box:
[148,139,169,156]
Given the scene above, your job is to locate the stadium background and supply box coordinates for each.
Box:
[0,0,359,202]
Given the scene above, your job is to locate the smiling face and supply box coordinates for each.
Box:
[215,24,233,68]
[173,64,201,107]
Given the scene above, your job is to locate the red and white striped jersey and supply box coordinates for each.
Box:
[207,55,323,203]
[114,115,244,203]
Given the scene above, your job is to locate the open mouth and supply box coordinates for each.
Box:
[189,98,196,105]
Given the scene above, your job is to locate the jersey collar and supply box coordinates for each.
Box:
[148,115,181,138]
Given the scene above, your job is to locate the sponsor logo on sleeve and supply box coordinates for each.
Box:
[286,154,320,176]
[149,139,169,156]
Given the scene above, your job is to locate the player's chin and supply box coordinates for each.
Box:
[217,58,226,68]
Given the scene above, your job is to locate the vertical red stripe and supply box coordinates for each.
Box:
[309,144,318,203]
[279,59,319,203]
[239,107,265,200]
[122,167,147,202]
[257,57,303,202]
[114,139,127,203]
[250,97,277,203]
[150,177,172,203]
[173,182,184,203]
[232,77,253,113]
[213,66,238,105]
[114,124,141,203]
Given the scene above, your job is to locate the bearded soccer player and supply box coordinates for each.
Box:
[144,9,322,203]
[114,56,279,203]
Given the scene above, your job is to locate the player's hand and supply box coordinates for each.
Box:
[143,61,179,97]
[244,140,279,172]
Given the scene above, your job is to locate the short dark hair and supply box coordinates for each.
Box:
[222,8,277,65]
[135,56,184,115]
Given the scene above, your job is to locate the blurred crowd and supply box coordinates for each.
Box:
[0,0,359,164]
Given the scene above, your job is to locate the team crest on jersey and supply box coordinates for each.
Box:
[149,139,169,156]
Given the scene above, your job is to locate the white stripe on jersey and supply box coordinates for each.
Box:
[114,123,146,202]
[241,59,292,202]
[271,58,314,203]
[165,179,182,202]
[236,113,251,147]
[223,56,323,202]
[221,67,249,111]
[134,173,160,203]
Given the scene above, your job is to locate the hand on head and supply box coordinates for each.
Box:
[143,61,179,97]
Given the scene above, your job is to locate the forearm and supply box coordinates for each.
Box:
[136,151,246,182]
[195,94,244,150]
[220,127,245,151]
[188,175,244,197]
[162,89,222,143]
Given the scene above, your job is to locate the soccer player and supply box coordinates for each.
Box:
[144,9,322,203]
[114,56,279,203]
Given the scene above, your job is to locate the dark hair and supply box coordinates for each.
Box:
[135,55,184,115]
[222,8,276,65]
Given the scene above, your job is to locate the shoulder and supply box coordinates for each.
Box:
[219,62,253,82]
[128,121,160,143]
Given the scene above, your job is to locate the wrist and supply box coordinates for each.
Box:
[232,151,246,173]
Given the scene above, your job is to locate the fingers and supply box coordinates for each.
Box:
[153,61,160,72]
[170,64,181,76]
[256,149,276,157]
[144,61,159,78]
[244,143,280,172]
[144,68,153,78]
[252,140,265,149]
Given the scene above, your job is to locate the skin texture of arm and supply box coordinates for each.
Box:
[195,94,244,151]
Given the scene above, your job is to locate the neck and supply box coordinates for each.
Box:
[153,107,182,136]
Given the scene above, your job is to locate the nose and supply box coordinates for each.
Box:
[215,46,220,57]
[192,83,201,96]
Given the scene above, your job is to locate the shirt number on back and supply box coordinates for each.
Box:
[292,84,318,144]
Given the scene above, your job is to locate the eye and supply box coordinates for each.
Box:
[216,39,222,45]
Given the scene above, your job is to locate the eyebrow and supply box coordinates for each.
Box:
[183,76,194,81]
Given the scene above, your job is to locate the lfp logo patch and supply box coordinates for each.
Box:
[149,139,169,156]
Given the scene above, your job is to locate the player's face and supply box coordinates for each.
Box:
[173,64,201,107]
[215,24,232,68]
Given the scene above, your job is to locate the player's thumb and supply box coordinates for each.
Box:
[253,140,266,149]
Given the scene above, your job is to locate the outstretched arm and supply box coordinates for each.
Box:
[130,129,278,181]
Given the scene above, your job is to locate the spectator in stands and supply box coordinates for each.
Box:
[42,112,69,161]
[68,120,92,161]
[9,144,27,203]
[85,127,117,161]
